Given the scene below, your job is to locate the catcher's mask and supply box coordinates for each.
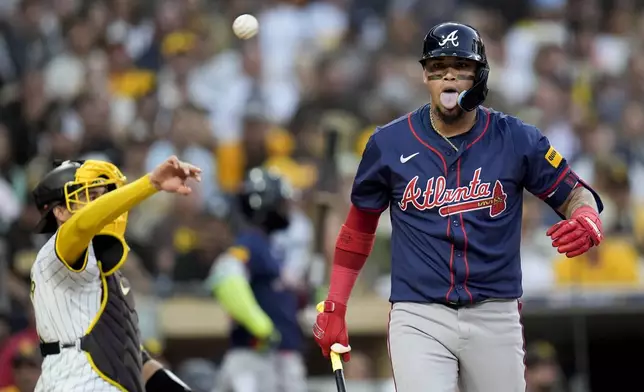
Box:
[33,160,128,236]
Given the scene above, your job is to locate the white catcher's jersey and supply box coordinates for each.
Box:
[30,231,120,391]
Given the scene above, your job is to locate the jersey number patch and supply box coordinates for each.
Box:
[545,146,563,168]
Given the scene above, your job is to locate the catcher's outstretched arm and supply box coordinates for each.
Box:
[207,251,274,339]
[56,175,158,269]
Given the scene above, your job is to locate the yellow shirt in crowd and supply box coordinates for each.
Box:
[554,237,640,286]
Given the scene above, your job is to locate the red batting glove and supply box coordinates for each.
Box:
[546,206,603,258]
[312,300,351,362]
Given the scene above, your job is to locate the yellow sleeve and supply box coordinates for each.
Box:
[208,247,275,339]
[55,175,158,271]
[216,142,244,193]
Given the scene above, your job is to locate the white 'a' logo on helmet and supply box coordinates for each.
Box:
[438,30,459,47]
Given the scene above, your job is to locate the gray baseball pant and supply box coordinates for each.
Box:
[388,300,526,392]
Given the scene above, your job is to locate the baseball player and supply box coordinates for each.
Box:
[30,157,197,391]
[208,168,306,392]
[312,22,604,392]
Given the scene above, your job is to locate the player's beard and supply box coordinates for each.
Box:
[433,103,465,125]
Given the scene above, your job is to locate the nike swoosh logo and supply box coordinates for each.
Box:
[400,153,419,163]
[120,280,130,296]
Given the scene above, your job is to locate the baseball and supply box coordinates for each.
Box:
[232,14,259,39]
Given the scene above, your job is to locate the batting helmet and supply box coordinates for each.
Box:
[419,22,489,112]
[32,160,83,233]
[238,167,293,233]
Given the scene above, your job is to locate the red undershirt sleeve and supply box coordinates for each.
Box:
[327,205,382,305]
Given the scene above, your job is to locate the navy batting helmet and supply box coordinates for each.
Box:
[238,167,293,232]
[419,22,489,112]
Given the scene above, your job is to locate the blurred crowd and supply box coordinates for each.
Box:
[0,0,643,390]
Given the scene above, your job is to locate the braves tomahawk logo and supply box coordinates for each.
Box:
[438,30,459,47]
[399,168,507,217]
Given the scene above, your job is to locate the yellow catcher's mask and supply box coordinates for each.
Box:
[63,160,129,237]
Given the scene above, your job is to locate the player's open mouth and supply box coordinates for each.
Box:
[440,88,459,109]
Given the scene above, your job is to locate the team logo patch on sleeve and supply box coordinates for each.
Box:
[545,146,563,168]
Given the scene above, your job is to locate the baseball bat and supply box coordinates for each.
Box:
[308,128,340,302]
[314,129,339,249]
[313,122,346,391]
[316,302,347,392]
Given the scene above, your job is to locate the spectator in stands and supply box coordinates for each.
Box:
[105,22,156,102]
[0,312,10,351]
[211,42,269,192]
[173,196,234,287]
[43,13,97,102]
[150,184,205,296]
[0,123,22,233]
[0,307,37,388]
[69,92,122,163]
[146,103,218,200]
[525,341,566,392]
[2,70,58,167]
[0,339,40,392]
[554,160,641,286]
[3,196,41,327]
[553,236,640,286]
[157,30,199,111]
[0,0,54,90]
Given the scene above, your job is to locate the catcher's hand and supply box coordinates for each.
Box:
[149,156,201,195]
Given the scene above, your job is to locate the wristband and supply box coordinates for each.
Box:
[336,225,376,256]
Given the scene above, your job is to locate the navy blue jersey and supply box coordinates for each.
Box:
[352,105,603,304]
[227,229,303,351]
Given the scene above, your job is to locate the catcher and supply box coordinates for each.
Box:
[30,156,198,391]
